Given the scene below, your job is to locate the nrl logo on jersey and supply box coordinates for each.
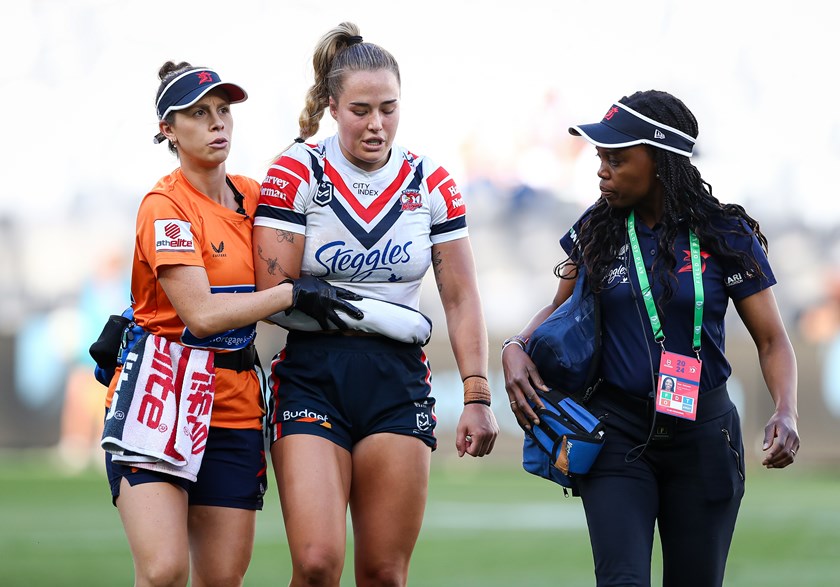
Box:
[315,181,334,206]
[400,189,422,211]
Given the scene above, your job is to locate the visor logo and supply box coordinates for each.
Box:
[654,129,666,140]
[197,71,214,84]
[604,106,619,120]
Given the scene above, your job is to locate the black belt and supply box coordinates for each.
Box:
[595,382,734,451]
[597,381,733,424]
[214,344,257,372]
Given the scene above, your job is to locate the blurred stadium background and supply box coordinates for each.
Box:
[1,1,838,585]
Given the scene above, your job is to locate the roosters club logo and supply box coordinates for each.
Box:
[678,249,710,273]
[400,190,422,211]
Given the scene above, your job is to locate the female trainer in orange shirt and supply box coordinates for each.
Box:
[102,60,360,587]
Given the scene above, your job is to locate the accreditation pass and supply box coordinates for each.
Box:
[656,350,702,421]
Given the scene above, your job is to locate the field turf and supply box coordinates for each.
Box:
[1,443,838,586]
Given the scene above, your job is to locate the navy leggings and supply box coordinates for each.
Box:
[577,384,745,587]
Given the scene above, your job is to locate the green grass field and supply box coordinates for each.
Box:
[1,444,838,586]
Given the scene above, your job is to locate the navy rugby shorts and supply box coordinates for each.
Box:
[105,426,267,510]
[268,331,437,451]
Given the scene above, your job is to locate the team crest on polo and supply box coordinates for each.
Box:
[400,189,422,211]
[315,181,334,206]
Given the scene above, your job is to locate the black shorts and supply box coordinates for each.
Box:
[267,331,437,451]
[105,426,267,510]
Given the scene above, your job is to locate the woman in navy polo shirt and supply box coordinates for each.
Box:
[502,90,799,587]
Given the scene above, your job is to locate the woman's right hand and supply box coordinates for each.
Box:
[502,343,548,429]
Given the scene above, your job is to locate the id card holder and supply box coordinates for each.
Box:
[656,350,701,421]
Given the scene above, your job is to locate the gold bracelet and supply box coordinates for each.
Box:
[463,375,491,406]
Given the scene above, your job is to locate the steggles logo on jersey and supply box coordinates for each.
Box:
[154,219,195,253]
[314,238,413,281]
[606,265,629,285]
[400,190,422,211]
[602,244,630,285]
[315,181,334,206]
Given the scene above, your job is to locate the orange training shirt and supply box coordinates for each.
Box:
[106,169,263,430]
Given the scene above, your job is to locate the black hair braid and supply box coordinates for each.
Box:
[554,198,627,293]
[558,90,768,309]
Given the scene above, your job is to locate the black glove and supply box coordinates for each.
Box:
[284,275,364,330]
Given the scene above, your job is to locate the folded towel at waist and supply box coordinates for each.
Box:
[101,332,216,482]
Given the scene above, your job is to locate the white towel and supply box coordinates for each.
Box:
[268,297,433,345]
[101,332,215,482]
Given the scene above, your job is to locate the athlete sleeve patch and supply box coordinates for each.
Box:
[154,219,195,252]
[426,166,465,219]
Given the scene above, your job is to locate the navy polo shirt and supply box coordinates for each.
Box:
[560,211,775,397]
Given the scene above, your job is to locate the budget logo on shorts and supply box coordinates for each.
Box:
[154,219,195,252]
[400,190,422,211]
[284,409,331,429]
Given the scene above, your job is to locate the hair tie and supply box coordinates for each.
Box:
[294,137,305,143]
[347,35,363,46]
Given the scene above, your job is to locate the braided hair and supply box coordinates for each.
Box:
[559,90,768,307]
[296,22,401,142]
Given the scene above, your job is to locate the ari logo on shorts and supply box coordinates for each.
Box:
[154,219,195,253]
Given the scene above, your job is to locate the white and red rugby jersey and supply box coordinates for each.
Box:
[255,135,469,309]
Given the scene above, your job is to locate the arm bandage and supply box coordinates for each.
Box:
[268,297,433,346]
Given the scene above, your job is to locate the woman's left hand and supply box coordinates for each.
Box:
[456,404,499,458]
[761,409,800,469]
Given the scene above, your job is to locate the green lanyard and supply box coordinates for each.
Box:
[626,211,704,355]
